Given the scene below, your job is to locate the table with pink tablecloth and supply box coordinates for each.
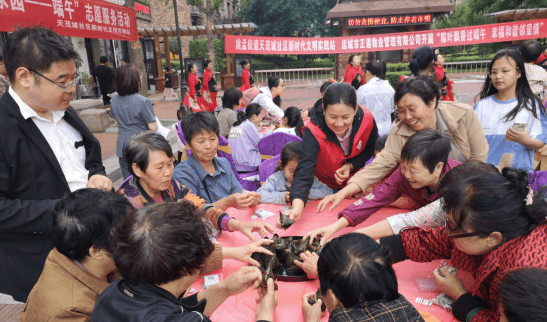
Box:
[190,200,475,322]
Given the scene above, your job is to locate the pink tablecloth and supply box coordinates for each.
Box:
[191,200,475,322]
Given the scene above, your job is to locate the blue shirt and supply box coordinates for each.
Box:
[257,170,333,204]
[173,154,243,203]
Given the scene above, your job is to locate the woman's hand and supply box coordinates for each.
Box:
[432,266,467,300]
[334,163,353,185]
[230,220,274,242]
[230,193,257,210]
[293,251,319,279]
[221,266,263,295]
[303,218,349,246]
[223,239,274,266]
[302,293,323,322]
[275,208,302,229]
[269,124,277,132]
[255,278,278,322]
[285,192,291,203]
[505,127,530,145]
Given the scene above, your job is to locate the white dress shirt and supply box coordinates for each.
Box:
[9,87,89,192]
[356,77,395,137]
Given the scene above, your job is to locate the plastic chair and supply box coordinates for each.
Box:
[218,135,260,191]
[259,154,281,185]
[258,132,302,160]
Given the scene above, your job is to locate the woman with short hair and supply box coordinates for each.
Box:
[92,202,274,322]
[216,86,243,138]
[343,54,366,90]
[110,63,158,179]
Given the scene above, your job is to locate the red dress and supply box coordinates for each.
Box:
[201,69,218,113]
[535,53,547,64]
[239,68,252,92]
[435,66,454,101]
[343,64,366,88]
[183,72,204,112]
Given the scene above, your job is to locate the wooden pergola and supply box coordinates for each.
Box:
[137,23,257,78]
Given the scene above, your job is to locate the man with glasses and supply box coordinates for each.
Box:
[0,26,112,302]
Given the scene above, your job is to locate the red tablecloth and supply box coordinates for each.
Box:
[191,200,475,322]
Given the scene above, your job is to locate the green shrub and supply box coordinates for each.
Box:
[386,71,410,87]
[189,39,226,71]
[251,60,276,70]
[161,59,181,71]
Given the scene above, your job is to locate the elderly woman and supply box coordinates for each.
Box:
[301,233,424,322]
[110,63,158,179]
[117,131,273,270]
[173,111,263,209]
[92,202,277,322]
[318,76,488,211]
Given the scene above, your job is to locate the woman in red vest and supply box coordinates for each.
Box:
[182,63,204,112]
[201,59,219,112]
[239,59,254,92]
[343,54,366,90]
[277,82,377,226]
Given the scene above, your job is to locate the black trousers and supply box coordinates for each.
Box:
[100,88,111,106]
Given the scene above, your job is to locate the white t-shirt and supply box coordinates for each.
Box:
[356,77,395,137]
[274,127,297,136]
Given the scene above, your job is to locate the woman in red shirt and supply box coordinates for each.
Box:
[201,59,219,113]
[182,63,203,112]
[434,54,455,101]
[343,54,366,90]
[239,59,254,92]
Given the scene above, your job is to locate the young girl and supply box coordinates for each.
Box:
[474,49,546,171]
[228,103,276,173]
[183,63,203,112]
[273,106,304,137]
[257,142,332,204]
[304,129,459,239]
[173,104,193,162]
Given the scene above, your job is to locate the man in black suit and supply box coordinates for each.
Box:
[0,27,113,302]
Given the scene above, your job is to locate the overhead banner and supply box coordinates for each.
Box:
[0,0,138,41]
[225,19,547,55]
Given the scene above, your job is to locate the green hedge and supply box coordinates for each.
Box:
[161,59,181,71]
[386,71,410,87]
[189,39,226,71]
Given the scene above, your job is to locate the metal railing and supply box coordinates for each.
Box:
[254,67,335,88]
[444,60,490,81]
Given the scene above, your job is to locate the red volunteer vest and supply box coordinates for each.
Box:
[306,106,374,189]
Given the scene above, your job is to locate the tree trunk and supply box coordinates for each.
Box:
[206,0,215,71]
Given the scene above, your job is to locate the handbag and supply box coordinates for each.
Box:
[241,86,261,107]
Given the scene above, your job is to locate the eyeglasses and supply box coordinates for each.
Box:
[488,68,519,77]
[30,69,81,93]
[445,220,483,239]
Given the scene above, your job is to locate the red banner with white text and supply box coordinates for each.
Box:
[225,19,547,55]
[0,0,137,41]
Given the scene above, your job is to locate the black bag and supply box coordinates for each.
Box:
[208,75,218,93]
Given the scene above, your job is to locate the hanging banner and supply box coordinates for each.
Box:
[0,0,138,42]
[225,19,547,55]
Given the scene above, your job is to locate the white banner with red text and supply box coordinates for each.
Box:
[225,19,547,55]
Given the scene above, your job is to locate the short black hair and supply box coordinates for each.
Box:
[222,87,243,109]
[3,26,80,81]
[114,64,140,96]
[500,268,547,322]
[320,81,333,94]
[400,130,451,173]
[374,135,388,152]
[438,161,499,191]
[348,54,360,65]
[124,131,174,176]
[0,55,3,62]
[100,56,108,64]
[394,75,441,108]
[318,233,398,308]
[520,40,543,63]
[53,189,133,262]
[181,111,220,144]
[163,66,170,72]
[365,61,387,80]
[112,201,215,285]
[323,82,357,111]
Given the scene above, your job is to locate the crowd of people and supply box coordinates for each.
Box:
[1,26,547,322]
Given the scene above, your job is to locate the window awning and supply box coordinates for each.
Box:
[137,23,257,38]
